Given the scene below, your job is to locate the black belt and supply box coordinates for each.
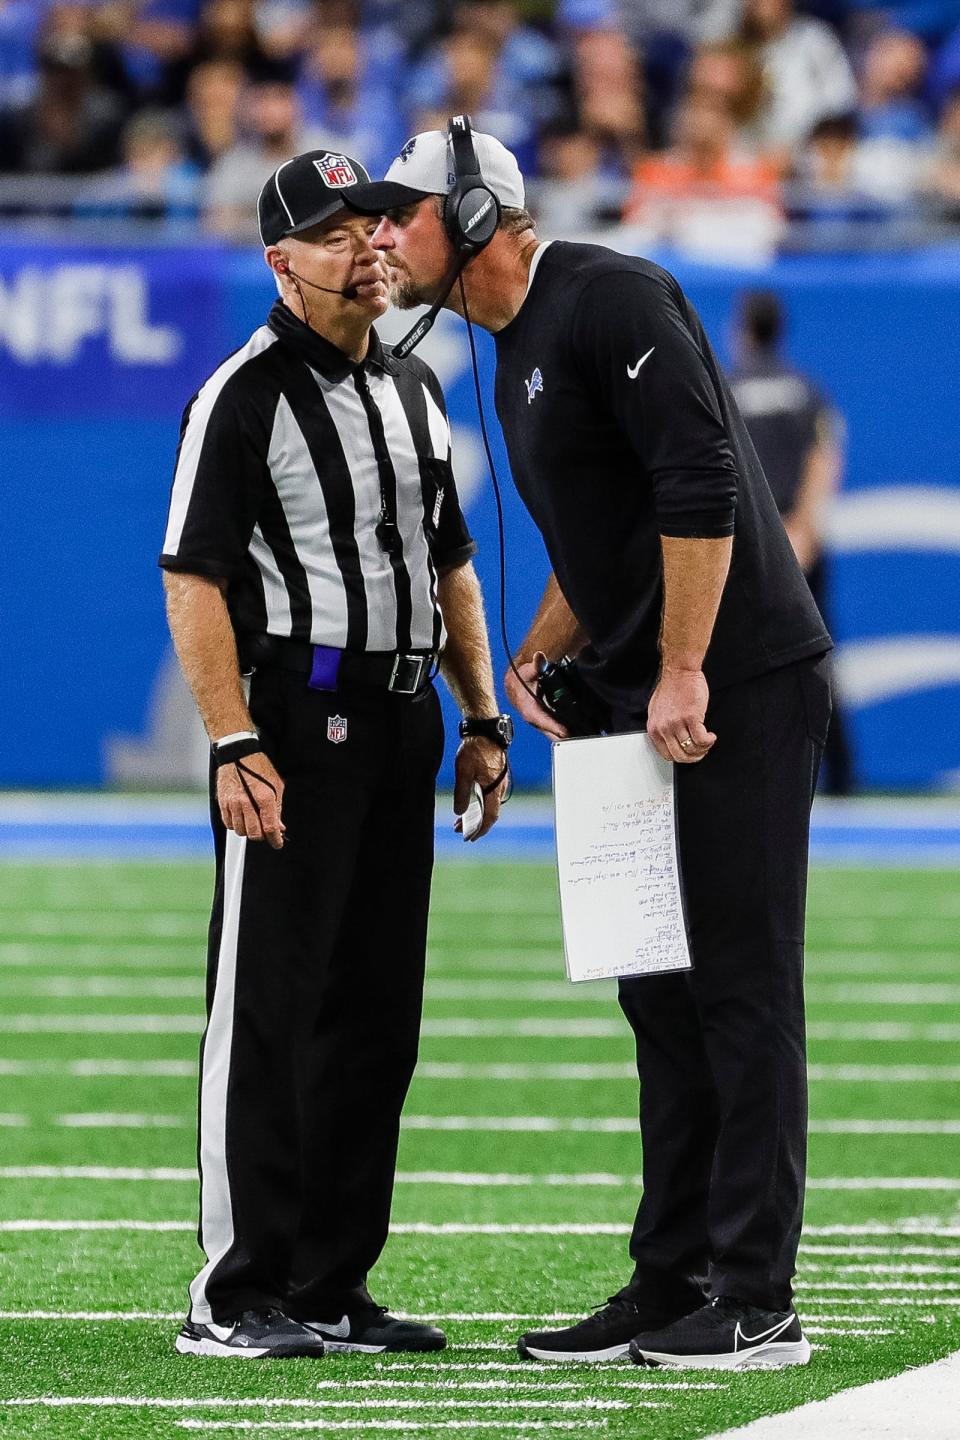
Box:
[242,634,437,696]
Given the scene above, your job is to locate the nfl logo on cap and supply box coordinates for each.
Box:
[315,154,357,189]
[327,715,348,744]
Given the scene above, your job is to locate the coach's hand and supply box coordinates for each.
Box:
[454,737,507,841]
[504,654,569,741]
[217,753,286,848]
[646,666,716,765]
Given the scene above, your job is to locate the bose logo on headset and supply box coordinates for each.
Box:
[465,196,495,233]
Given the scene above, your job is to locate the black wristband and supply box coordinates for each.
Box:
[458,714,514,749]
[212,735,263,767]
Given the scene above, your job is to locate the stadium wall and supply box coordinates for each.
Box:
[2,234,959,791]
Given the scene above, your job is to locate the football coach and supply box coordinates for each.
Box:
[342,120,833,1372]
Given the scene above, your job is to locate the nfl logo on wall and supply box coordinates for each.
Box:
[315,154,357,189]
[327,714,348,744]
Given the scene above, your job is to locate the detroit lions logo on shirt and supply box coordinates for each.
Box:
[524,367,544,404]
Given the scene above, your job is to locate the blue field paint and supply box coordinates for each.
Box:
[1,795,959,865]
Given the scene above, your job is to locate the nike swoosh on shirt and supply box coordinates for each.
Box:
[627,347,655,379]
[734,1314,796,1349]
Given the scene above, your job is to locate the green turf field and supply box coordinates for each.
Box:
[0,859,958,1438]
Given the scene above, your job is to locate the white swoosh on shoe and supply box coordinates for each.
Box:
[735,1314,796,1350]
[311,1314,351,1339]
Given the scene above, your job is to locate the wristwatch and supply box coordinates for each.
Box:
[458,714,514,749]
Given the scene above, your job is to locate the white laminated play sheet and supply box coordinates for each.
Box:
[552,731,692,983]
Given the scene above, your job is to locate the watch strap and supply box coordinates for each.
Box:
[458,714,513,748]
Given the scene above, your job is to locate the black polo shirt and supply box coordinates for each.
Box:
[493,242,831,713]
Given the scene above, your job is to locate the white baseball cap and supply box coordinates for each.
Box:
[342,128,525,214]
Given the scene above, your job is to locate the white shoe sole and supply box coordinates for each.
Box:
[520,1342,631,1363]
[319,1341,388,1354]
[635,1338,812,1371]
[175,1334,271,1359]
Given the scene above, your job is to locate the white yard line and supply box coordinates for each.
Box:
[0,1220,194,1232]
[805,1245,960,1257]
[808,1120,960,1134]
[0,1398,631,1412]
[5,1058,960,1081]
[806,1024,960,1042]
[0,1311,182,1320]
[407,1116,637,1133]
[177,1425,607,1433]
[702,1348,960,1440]
[2,1221,958,1263]
[0,978,203,998]
[3,1166,960,1190]
[808,1066,960,1082]
[12,1112,958,1137]
[376,1368,727,1387]
[0,1015,203,1033]
[798,1280,960,1292]
[0,945,201,969]
[806,952,960,975]
[807,984,960,1005]
[804,1327,895,1336]
[0,1304,953,1323]
[3,1014,960,1038]
[0,1060,195,1077]
[804,1264,960,1276]
[805,1224,960,1237]
[56,1113,189,1128]
[794,1301,960,1313]
[5,1165,960,1190]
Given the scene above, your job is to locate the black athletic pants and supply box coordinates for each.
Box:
[615,653,831,1313]
[188,665,444,1326]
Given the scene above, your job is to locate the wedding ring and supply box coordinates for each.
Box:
[680,738,694,750]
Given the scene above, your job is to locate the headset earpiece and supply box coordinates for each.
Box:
[444,115,501,255]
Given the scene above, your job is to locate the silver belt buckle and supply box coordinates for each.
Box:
[389,653,430,695]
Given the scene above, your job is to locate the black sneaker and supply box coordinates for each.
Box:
[301,1305,446,1354]
[175,1307,326,1359]
[629,1296,811,1371]
[518,1293,701,1363]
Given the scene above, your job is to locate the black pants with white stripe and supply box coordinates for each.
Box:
[189,667,444,1326]
[615,654,831,1315]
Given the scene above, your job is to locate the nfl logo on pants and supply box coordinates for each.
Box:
[327,715,348,744]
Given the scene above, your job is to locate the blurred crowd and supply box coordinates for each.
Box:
[1,0,960,251]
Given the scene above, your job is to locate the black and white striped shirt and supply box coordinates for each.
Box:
[160,300,476,653]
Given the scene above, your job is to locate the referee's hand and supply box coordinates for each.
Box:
[453,738,507,842]
[646,667,716,765]
[216,753,286,849]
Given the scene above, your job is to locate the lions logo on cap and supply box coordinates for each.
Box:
[398,137,417,163]
[314,154,357,188]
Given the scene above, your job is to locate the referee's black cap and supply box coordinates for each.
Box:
[257,151,372,247]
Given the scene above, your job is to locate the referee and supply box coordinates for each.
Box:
[345,126,833,1372]
[160,150,512,1360]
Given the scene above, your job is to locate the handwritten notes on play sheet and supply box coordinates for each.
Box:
[552,732,691,983]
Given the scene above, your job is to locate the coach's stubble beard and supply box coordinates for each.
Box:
[386,262,446,311]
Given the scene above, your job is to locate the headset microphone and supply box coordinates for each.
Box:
[277,262,359,300]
